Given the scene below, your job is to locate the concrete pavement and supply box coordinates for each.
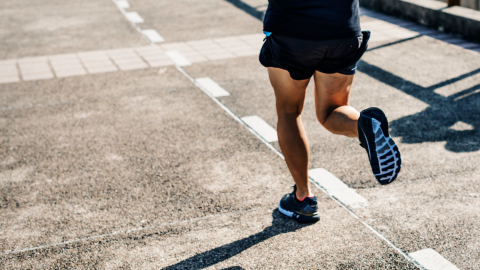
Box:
[1,0,479,269]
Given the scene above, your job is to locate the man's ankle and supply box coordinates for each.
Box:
[295,190,314,201]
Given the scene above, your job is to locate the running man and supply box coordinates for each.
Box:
[259,0,401,222]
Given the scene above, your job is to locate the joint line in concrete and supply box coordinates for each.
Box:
[1,209,258,256]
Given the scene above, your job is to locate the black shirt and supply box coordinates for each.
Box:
[263,0,361,40]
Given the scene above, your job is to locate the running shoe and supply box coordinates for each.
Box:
[358,107,401,185]
[278,186,320,223]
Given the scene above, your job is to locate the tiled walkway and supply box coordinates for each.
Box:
[0,33,264,84]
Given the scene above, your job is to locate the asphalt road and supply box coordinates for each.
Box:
[1,0,479,269]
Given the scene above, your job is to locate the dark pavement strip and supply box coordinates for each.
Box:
[0,0,148,59]
[124,0,262,42]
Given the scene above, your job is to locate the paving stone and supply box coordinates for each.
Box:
[54,67,88,78]
[0,69,19,77]
[146,58,175,67]
[0,76,20,84]
[79,51,118,74]
[160,42,194,51]
[17,56,49,65]
[203,51,236,60]
[139,53,168,61]
[148,59,175,67]
[84,64,119,74]
[187,39,220,50]
[21,71,54,81]
[232,48,259,57]
[214,37,255,56]
[134,46,164,56]
[77,51,111,61]
[114,59,149,71]
[213,36,244,45]
[51,62,85,71]
[107,48,139,59]
[49,53,78,61]
[0,59,17,66]
[112,57,145,64]
[180,51,208,63]
[238,33,264,43]
[19,65,52,80]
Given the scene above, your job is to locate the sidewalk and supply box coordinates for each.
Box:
[1,0,479,269]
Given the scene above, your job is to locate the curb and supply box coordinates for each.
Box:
[360,0,480,43]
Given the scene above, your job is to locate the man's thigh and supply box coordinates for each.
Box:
[314,71,354,107]
[268,67,310,114]
[313,71,355,118]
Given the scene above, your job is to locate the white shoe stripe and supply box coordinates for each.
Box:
[371,118,399,175]
[278,202,294,217]
[376,141,388,149]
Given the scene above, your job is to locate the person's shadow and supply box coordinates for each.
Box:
[358,61,480,152]
[162,209,316,270]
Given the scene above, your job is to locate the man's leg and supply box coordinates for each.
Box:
[313,71,359,137]
[268,67,312,199]
[313,71,402,185]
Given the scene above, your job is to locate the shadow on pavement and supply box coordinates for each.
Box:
[358,61,480,152]
[224,0,265,21]
[162,209,315,270]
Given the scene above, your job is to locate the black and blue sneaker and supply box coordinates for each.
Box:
[358,107,401,185]
[278,186,320,223]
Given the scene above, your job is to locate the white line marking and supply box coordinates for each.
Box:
[142,29,165,43]
[195,77,230,97]
[409,249,459,270]
[165,51,191,66]
[125,12,144,24]
[115,0,130,9]
[309,168,368,209]
[241,115,278,142]
[111,0,151,44]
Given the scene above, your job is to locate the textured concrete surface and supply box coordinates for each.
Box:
[126,0,262,42]
[0,0,148,59]
[1,0,480,269]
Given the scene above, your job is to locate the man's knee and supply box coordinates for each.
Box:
[315,107,334,126]
[276,101,304,117]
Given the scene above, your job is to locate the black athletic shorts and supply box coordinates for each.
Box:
[259,31,370,80]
